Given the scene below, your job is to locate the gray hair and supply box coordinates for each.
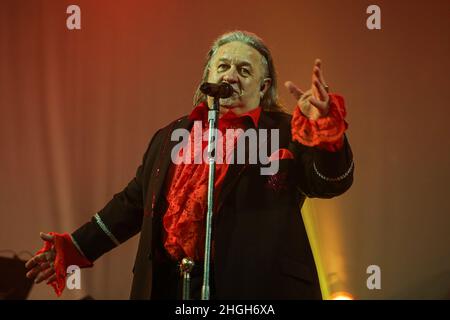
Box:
[193,30,286,112]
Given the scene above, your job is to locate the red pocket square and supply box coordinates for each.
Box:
[268,148,294,162]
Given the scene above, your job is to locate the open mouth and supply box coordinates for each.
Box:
[232,87,242,96]
[231,87,241,95]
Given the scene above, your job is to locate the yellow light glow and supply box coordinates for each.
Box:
[329,291,355,300]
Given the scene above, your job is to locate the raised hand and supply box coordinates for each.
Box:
[285,59,330,120]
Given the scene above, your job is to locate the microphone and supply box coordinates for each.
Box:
[200,82,235,99]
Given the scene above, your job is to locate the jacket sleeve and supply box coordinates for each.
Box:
[289,93,354,198]
[71,130,162,262]
[289,135,354,198]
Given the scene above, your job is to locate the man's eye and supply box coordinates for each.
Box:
[240,68,250,75]
[217,64,229,71]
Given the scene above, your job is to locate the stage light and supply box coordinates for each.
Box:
[329,291,355,300]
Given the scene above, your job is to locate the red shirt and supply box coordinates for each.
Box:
[162,103,262,262]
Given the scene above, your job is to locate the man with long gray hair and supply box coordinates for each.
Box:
[26,30,354,299]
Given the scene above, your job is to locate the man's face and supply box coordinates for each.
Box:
[207,41,270,115]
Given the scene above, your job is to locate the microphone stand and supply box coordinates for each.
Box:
[201,97,219,300]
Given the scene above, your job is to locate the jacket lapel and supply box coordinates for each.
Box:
[145,116,193,216]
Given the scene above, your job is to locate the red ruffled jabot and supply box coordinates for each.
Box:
[163,104,260,262]
[291,93,348,152]
[35,232,93,296]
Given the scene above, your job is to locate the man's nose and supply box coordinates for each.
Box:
[222,66,239,83]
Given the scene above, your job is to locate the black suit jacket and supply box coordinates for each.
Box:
[71,110,354,299]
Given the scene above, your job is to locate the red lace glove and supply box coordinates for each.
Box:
[292,93,348,152]
[36,232,93,296]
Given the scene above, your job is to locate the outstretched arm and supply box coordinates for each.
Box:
[26,129,163,296]
[286,59,354,198]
